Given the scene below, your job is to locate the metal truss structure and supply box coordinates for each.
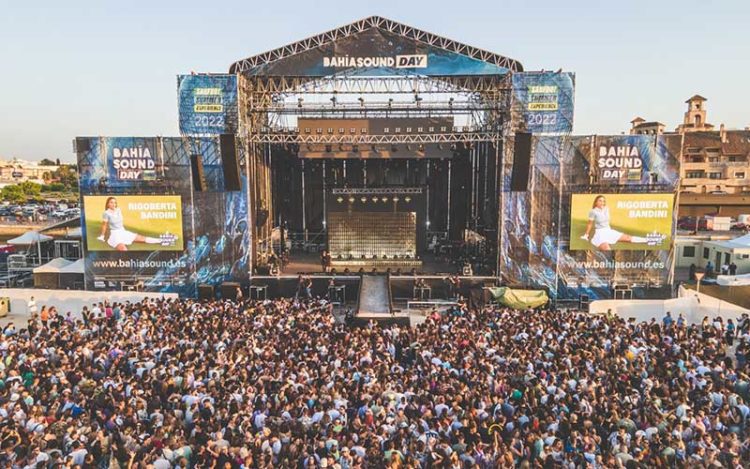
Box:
[229,16,518,272]
[246,131,500,144]
[230,16,523,74]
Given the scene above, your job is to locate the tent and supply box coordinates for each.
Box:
[7,231,54,263]
[58,258,85,290]
[717,272,750,286]
[488,287,549,309]
[7,231,53,245]
[33,258,73,289]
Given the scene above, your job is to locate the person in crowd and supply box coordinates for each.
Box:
[0,296,748,467]
[730,261,738,276]
[26,296,37,316]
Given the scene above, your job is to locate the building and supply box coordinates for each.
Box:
[676,95,715,133]
[0,158,60,187]
[629,95,750,196]
[681,126,750,194]
[675,234,750,275]
[629,117,665,135]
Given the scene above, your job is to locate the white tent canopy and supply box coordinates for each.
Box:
[7,231,53,245]
[59,258,85,274]
[32,258,73,274]
[717,273,750,286]
[708,233,750,251]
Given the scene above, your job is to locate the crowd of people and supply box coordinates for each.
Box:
[2,295,750,468]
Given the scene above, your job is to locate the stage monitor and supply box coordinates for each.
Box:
[569,193,674,251]
[83,195,184,252]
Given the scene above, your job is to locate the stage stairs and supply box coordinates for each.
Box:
[356,274,393,318]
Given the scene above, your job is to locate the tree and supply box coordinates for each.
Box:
[39,158,57,166]
[53,165,79,189]
[1,185,25,203]
[19,181,42,199]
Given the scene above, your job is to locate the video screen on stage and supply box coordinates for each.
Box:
[84,195,184,252]
[569,193,674,251]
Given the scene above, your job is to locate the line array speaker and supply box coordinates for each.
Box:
[220,133,241,191]
[190,154,207,192]
[510,132,532,192]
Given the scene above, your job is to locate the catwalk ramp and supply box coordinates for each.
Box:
[356,274,393,318]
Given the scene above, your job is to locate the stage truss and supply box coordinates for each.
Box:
[236,73,513,272]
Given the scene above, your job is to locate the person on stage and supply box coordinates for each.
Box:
[581,195,654,251]
[97,196,170,251]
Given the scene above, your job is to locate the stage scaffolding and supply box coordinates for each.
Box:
[234,74,513,273]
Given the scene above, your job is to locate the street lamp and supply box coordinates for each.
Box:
[695,271,705,295]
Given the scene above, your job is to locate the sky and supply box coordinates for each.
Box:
[0,0,748,162]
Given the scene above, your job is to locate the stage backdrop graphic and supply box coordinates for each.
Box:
[76,136,250,295]
[511,72,575,134]
[83,195,184,252]
[569,193,674,251]
[106,137,159,182]
[178,74,238,136]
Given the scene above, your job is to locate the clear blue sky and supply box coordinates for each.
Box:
[1,0,748,162]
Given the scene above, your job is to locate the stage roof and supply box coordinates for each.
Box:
[229,16,523,77]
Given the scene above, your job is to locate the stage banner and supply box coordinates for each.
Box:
[178,74,238,135]
[83,195,184,252]
[594,135,680,186]
[233,28,513,77]
[570,193,674,251]
[104,137,159,183]
[512,72,575,134]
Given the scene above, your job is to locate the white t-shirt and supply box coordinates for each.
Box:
[588,207,611,229]
[103,208,125,230]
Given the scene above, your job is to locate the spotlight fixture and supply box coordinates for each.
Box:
[330,96,337,106]
[404,196,411,203]
[381,197,388,203]
[418,144,425,152]
[325,144,332,153]
[336,196,344,203]
[371,196,379,203]
[371,144,378,152]
[339,144,345,152]
[306,144,313,151]
[360,196,367,203]
[358,97,365,106]
[352,145,359,153]
[388,98,393,108]
[392,196,400,202]
[448,97,454,107]
[297,97,304,108]
[391,145,398,153]
[348,196,355,203]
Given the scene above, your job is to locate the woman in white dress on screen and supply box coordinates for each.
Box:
[97,197,164,251]
[581,195,650,251]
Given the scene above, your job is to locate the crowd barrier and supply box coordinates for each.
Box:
[589,286,749,325]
